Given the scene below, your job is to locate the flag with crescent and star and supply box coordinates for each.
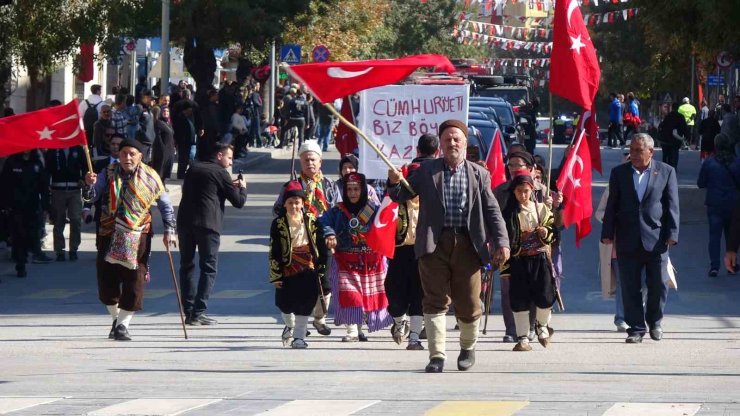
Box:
[0,100,87,156]
[365,194,399,259]
[485,128,507,189]
[556,131,593,247]
[549,0,601,111]
[285,54,456,104]
[576,106,602,173]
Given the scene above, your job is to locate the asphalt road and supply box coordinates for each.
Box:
[0,145,738,416]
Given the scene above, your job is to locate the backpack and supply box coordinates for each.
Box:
[83,99,101,135]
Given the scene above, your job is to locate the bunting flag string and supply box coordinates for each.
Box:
[467,0,631,16]
[458,19,551,41]
[455,30,553,54]
[461,8,639,27]
[487,58,551,68]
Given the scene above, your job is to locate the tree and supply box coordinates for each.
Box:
[281,0,389,61]
[374,0,486,60]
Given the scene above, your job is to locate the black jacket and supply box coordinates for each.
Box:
[0,152,49,212]
[176,160,247,233]
[45,146,88,191]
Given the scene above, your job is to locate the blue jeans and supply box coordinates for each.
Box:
[707,204,733,270]
[178,226,221,317]
[317,122,332,151]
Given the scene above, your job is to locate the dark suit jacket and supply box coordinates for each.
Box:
[389,158,509,264]
[601,160,679,254]
[176,160,247,234]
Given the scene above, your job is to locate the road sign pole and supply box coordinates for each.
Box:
[161,0,170,96]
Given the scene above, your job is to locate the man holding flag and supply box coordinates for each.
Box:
[388,120,510,373]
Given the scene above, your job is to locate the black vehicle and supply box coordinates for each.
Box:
[470,75,531,108]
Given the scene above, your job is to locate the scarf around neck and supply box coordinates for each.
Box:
[301,172,329,216]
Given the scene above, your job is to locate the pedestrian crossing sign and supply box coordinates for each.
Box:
[280,44,301,65]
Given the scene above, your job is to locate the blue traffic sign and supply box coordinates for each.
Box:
[312,45,330,63]
[708,75,725,86]
[280,44,301,64]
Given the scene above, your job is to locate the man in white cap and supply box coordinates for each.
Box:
[273,140,337,335]
[678,97,697,148]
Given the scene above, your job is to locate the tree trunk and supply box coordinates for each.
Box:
[183,37,216,107]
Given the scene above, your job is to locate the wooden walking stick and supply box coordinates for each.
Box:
[289,126,299,181]
[165,244,188,339]
[482,264,495,335]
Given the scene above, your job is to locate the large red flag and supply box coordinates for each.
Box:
[556,131,593,247]
[0,100,87,156]
[334,96,358,155]
[576,107,602,173]
[366,195,399,259]
[485,128,507,189]
[286,54,456,104]
[549,0,601,110]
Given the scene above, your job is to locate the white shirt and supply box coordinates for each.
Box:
[632,162,652,202]
[79,94,104,117]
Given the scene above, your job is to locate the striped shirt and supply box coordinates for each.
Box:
[443,160,468,227]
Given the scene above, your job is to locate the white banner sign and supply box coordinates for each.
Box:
[358,84,469,179]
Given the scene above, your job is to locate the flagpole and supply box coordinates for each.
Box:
[323,103,414,194]
[546,5,554,188]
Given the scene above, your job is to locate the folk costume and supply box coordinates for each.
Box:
[83,139,176,341]
[269,181,327,349]
[320,173,392,341]
[499,173,557,352]
[384,158,427,350]
[334,154,380,206]
[272,141,337,335]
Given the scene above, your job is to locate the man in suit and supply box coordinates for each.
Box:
[388,119,510,373]
[601,133,679,343]
[178,143,247,325]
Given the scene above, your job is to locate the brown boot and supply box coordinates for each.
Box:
[513,337,532,352]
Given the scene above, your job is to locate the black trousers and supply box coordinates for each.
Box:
[178,226,221,317]
[10,209,41,269]
[608,123,624,147]
[275,269,320,316]
[384,245,423,317]
[96,233,152,311]
[508,253,556,312]
[662,145,680,172]
[284,117,306,148]
[617,247,668,337]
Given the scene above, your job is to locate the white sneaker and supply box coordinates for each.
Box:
[281,326,293,347]
[615,322,629,332]
[291,338,308,349]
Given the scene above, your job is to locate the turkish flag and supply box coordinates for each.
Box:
[485,128,507,189]
[556,131,593,247]
[334,96,358,155]
[365,195,399,259]
[77,43,95,83]
[0,100,87,157]
[286,54,456,104]
[576,107,602,173]
[549,0,601,110]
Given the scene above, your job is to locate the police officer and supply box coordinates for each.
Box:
[285,90,309,147]
[0,150,53,277]
[46,145,88,261]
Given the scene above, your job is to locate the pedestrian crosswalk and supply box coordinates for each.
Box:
[0,397,707,416]
[5,289,270,301]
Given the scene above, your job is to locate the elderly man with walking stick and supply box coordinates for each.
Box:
[84,139,177,341]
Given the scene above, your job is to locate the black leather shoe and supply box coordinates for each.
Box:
[649,327,663,341]
[108,319,117,339]
[502,335,516,343]
[114,324,131,341]
[425,357,444,373]
[69,251,78,261]
[312,321,332,336]
[457,349,476,371]
[625,334,643,344]
[56,253,65,262]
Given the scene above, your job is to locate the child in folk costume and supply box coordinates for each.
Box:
[385,161,425,350]
[320,173,392,342]
[269,181,328,349]
[500,172,557,352]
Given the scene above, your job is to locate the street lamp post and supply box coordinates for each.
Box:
[161,0,170,97]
